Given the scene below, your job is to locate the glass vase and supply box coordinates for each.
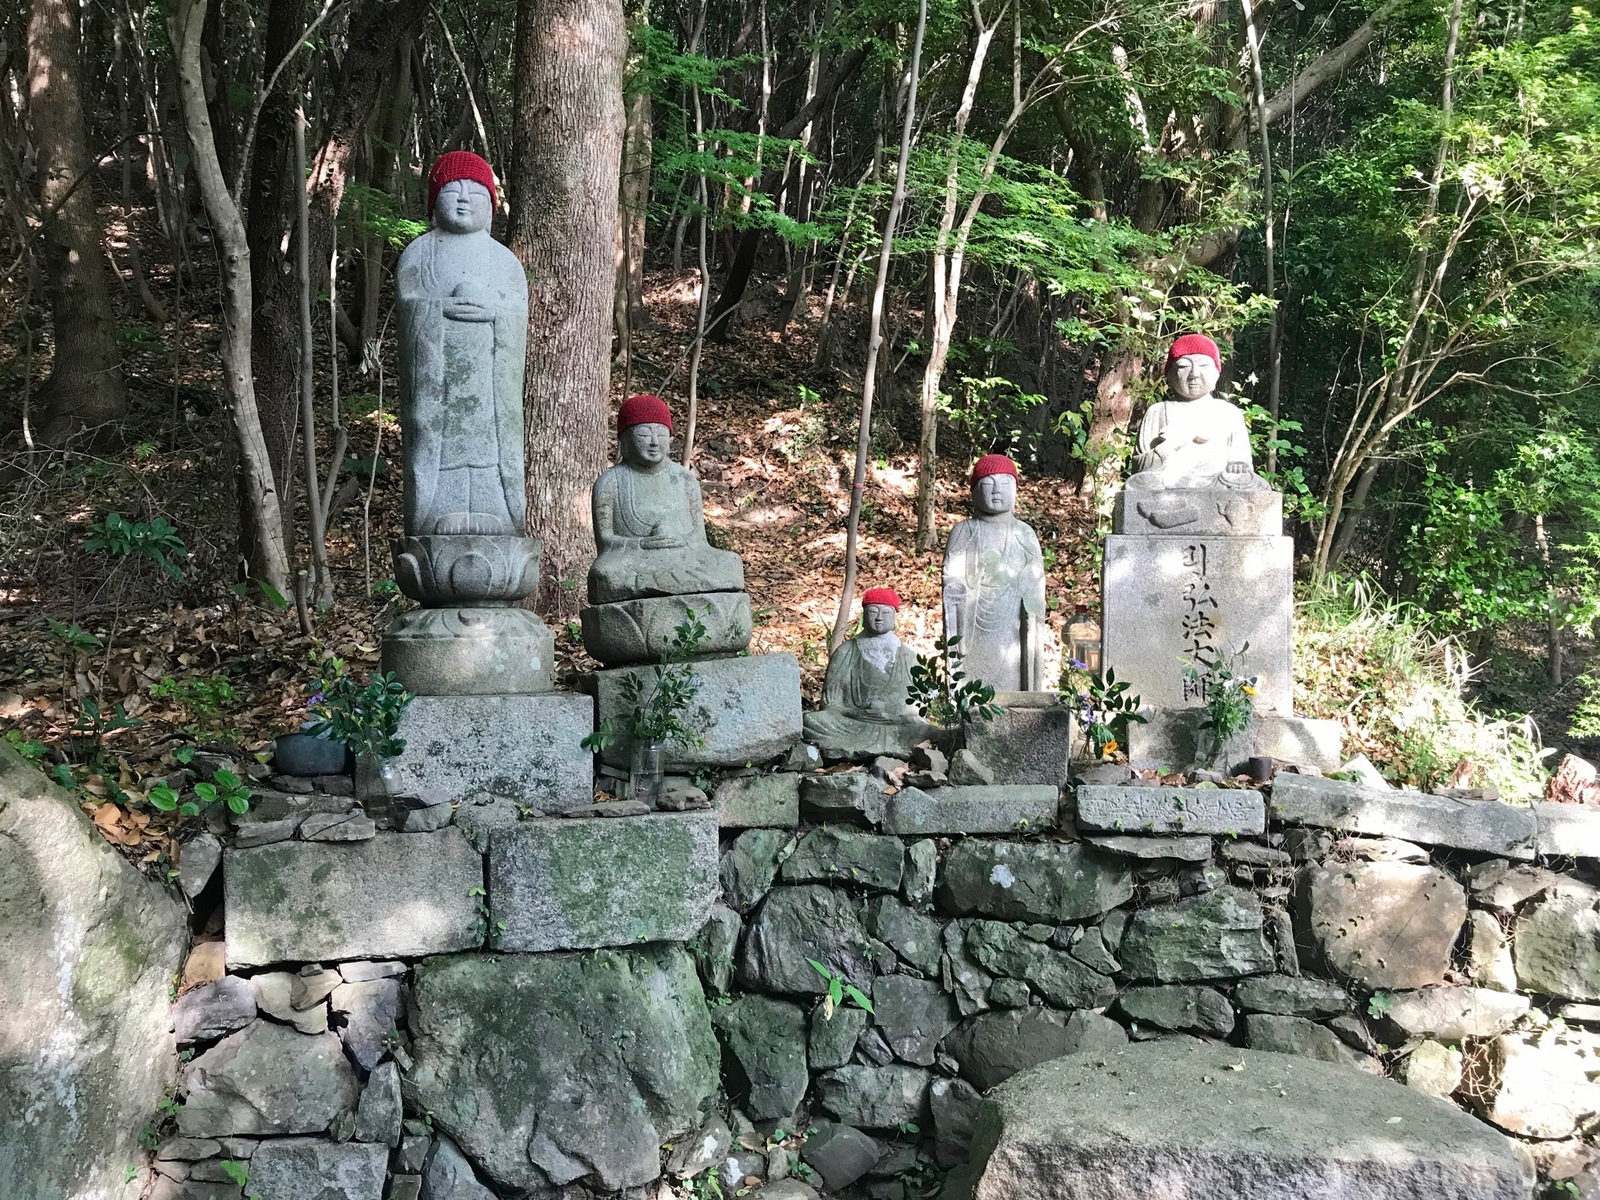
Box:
[629,743,666,807]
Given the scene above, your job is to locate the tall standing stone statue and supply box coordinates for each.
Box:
[804,588,936,760]
[942,455,1047,693]
[1102,333,1340,771]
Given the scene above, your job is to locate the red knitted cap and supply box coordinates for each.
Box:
[428,151,497,210]
[862,587,901,610]
[1166,333,1221,371]
[970,454,1019,485]
[618,394,673,432]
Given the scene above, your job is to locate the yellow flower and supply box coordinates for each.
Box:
[1242,685,1258,697]
[1102,740,1119,757]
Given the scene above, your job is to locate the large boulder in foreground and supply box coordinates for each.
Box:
[944,1040,1530,1200]
[0,742,188,1200]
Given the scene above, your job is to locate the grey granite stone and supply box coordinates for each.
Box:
[381,604,554,696]
[962,694,1074,786]
[712,995,809,1118]
[942,1008,1127,1091]
[1075,784,1266,836]
[178,1022,358,1137]
[780,826,904,891]
[1085,833,1212,862]
[817,1064,932,1129]
[739,885,875,995]
[1271,772,1537,859]
[1233,974,1350,1018]
[881,784,1058,836]
[943,480,1049,693]
[1129,708,1343,773]
[174,976,258,1045]
[715,772,801,829]
[1534,800,1600,858]
[1118,887,1275,981]
[872,974,958,1066]
[805,612,937,762]
[1293,861,1467,990]
[582,590,752,667]
[353,1060,402,1146]
[244,1137,387,1200]
[330,978,402,1071]
[801,771,889,826]
[1512,881,1600,1001]
[937,839,1132,922]
[720,827,789,914]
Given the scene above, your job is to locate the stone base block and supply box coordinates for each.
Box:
[964,693,1074,786]
[804,713,941,763]
[1127,707,1342,774]
[1272,773,1537,859]
[715,773,801,828]
[594,653,803,772]
[224,829,482,968]
[1113,486,1283,537]
[362,692,593,811]
[381,606,553,695]
[1075,784,1267,836]
[581,591,752,667]
[882,785,1059,836]
[488,811,719,951]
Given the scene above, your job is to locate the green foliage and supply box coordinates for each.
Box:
[218,1160,248,1187]
[1063,663,1146,759]
[1183,646,1258,758]
[582,614,708,752]
[45,617,101,653]
[341,181,429,247]
[146,782,200,817]
[807,958,875,1019]
[3,730,46,760]
[151,674,238,722]
[907,635,1001,729]
[194,768,251,816]
[70,698,143,758]
[83,512,188,581]
[305,660,414,761]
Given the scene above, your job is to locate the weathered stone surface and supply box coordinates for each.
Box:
[354,1060,401,1146]
[873,975,958,1066]
[905,839,937,905]
[1233,974,1349,1018]
[244,1138,386,1200]
[1075,784,1266,836]
[300,810,377,841]
[740,885,876,995]
[1293,862,1466,990]
[1086,833,1212,861]
[1244,1014,1378,1072]
[943,487,1048,694]
[1473,863,1563,912]
[817,1064,931,1128]
[715,773,800,829]
[800,1122,880,1191]
[809,1004,871,1070]
[175,976,259,1045]
[225,830,482,968]
[1119,887,1274,981]
[251,973,329,1034]
[1535,800,1600,858]
[422,1134,496,1200]
[1466,1029,1600,1139]
[882,785,1058,836]
[721,828,789,914]
[1382,986,1530,1040]
[712,995,808,1118]
[1271,773,1537,859]
[962,696,1074,786]
[864,896,943,976]
[383,599,555,698]
[942,1008,1127,1091]
[1402,1040,1463,1098]
[947,1040,1530,1200]
[0,742,189,1200]
[800,771,889,827]
[966,921,1117,1009]
[931,1076,983,1167]
[582,590,752,667]
[371,692,592,810]
[664,1114,732,1179]
[179,1022,359,1137]
[780,826,904,890]
[489,811,718,951]
[1119,984,1235,1036]
[331,979,402,1071]
[1468,911,1519,992]
[406,947,718,1192]
[936,840,1132,923]
[1130,709,1344,774]
[691,904,741,995]
[1512,881,1600,1001]
[595,653,803,771]
[179,832,223,898]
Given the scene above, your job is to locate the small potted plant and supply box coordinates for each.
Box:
[1064,661,1146,764]
[1181,644,1258,772]
[905,634,1003,749]
[302,659,414,799]
[583,614,706,804]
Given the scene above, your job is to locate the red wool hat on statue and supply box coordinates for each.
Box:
[618,394,674,432]
[1166,333,1222,371]
[428,151,498,210]
[970,454,1019,485]
[862,587,901,610]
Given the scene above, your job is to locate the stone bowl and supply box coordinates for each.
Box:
[393,535,541,605]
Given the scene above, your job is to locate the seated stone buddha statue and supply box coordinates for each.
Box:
[804,588,937,760]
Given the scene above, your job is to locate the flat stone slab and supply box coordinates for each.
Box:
[963,695,1073,786]
[595,653,803,772]
[1074,785,1266,836]
[1271,773,1536,859]
[364,692,593,811]
[715,773,801,829]
[882,785,1059,836]
[945,1040,1531,1200]
[489,811,719,951]
[1129,709,1342,773]
[225,830,482,968]
[1533,801,1600,858]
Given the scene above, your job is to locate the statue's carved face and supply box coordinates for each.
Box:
[622,422,671,466]
[973,471,1017,516]
[434,179,493,235]
[862,603,898,636]
[1166,353,1220,402]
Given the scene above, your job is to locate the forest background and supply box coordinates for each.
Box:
[2,0,1599,827]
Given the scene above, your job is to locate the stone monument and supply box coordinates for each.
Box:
[1102,333,1339,771]
[583,396,802,773]
[942,454,1048,693]
[804,587,937,761]
[373,152,590,807]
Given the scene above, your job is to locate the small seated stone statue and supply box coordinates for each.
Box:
[943,455,1047,693]
[804,588,936,760]
[1124,334,1264,493]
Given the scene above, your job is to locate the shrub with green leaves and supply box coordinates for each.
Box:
[83,512,188,581]
[906,635,1001,729]
[305,662,413,761]
[583,614,708,753]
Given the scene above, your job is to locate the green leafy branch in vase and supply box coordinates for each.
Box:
[583,613,709,753]
[906,634,1001,729]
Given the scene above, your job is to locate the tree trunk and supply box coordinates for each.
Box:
[617,30,651,331]
[508,0,626,617]
[26,0,127,443]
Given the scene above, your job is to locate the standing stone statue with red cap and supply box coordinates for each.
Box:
[1125,333,1263,494]
[804,587,936,760]
[942,454,1048,693]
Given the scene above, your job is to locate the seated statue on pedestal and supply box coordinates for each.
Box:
[1124,334,1265,494]
[805,588,937,760]
[943,455,1048,694]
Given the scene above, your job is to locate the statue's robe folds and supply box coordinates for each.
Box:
[397,230,528,536]
[804,633,936,759]
[942,516,1047,693]
[1126,396,1260,491]
[587,460,744,604]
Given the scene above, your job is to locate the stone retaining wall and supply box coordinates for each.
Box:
[153,763,1600,1200]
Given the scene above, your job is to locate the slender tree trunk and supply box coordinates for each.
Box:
[173,0,291,595]
[1240,0,1281,471]
[508,0,627,616]
[26,0,127,443]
